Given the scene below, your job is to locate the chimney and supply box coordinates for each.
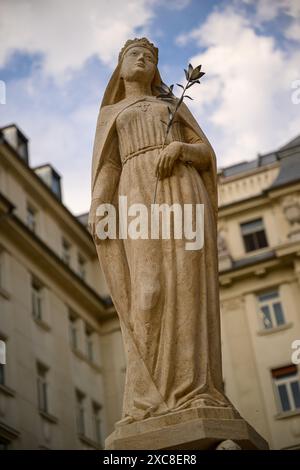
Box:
[1,124,29,164]
[34,164,62,201]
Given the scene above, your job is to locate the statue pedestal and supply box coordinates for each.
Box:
[105,406,269,450]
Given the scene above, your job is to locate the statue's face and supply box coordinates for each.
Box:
[120,46,156,83]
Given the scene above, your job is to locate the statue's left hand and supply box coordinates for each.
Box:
[155,141,182,180]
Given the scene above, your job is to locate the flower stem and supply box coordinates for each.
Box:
[152,78,190,206]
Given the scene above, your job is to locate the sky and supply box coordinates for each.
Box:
[0,0,299,215]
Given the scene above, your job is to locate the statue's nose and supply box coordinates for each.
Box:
[137,54,145,63]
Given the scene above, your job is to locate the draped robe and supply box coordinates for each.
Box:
[89,96,229,424]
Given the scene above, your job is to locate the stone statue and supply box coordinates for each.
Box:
[88,37,230,426]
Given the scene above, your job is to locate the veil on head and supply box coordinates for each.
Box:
[91,37,218,228]
[101,37,163,108]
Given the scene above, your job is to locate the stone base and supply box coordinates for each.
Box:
[105,406,269,450]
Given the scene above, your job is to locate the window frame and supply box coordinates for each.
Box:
[31,278,43,321]
[0,364,4,387]
[0,251,4,291]
[77,254,86,280]
[257,289,286,331]
[0,249,11,297]
[76,390,86,437]
[69,312,78,350]
[85,326,94,363]
[272,365,300,414]
[0,335,6,386]
[37,363,49,414]
[26,203,37,233]
[92,402,102,446]
[62,237,71,266]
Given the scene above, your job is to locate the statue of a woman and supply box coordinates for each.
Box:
[89,38,229,425]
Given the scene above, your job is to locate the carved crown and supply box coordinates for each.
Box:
[118,37,158,63]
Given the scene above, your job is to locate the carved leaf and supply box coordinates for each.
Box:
[190,65,205,81]
[167,106,173,122]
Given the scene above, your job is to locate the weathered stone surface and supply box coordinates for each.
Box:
[216,439,242,450]
[90,37,269,451]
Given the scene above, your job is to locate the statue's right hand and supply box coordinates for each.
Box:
[155,141,182,179]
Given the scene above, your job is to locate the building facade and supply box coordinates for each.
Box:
[0,124,300,449]
[218,136,300,450]
[0,125,124,449]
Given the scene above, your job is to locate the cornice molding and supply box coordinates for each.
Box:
[0,208,116,322]
[0,142,94,255]
[219,241,300,285]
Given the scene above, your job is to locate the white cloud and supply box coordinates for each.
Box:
[0,0,164,213]
[0,0,156,79]
[0,0,192,214]
[1,0,299,214]
[251,0,300,21]
[165,0,191,10]
[240,0,300,41]
[0,69,99,214]
[285,15,300,41]
[176,6,300,166]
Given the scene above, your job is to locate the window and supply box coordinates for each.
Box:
[27,205,37,233]
[0,252,3,289]
[78,255,86,280]
[257,290,286,330]
[272,365,300,413]
[0,338,5,386]
[76,390,86,436]
[69,313,78,350]
[62,238,71,265]
[0,364,4,386]
[240,218,268,252]
[37,363,49,413]
[0,250,10,295]
[85,326,94,362]
[92,402,102,446]
[32,279,43,321]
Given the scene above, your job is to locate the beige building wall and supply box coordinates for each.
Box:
[218,141,300,449]
[0,125,117,449]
